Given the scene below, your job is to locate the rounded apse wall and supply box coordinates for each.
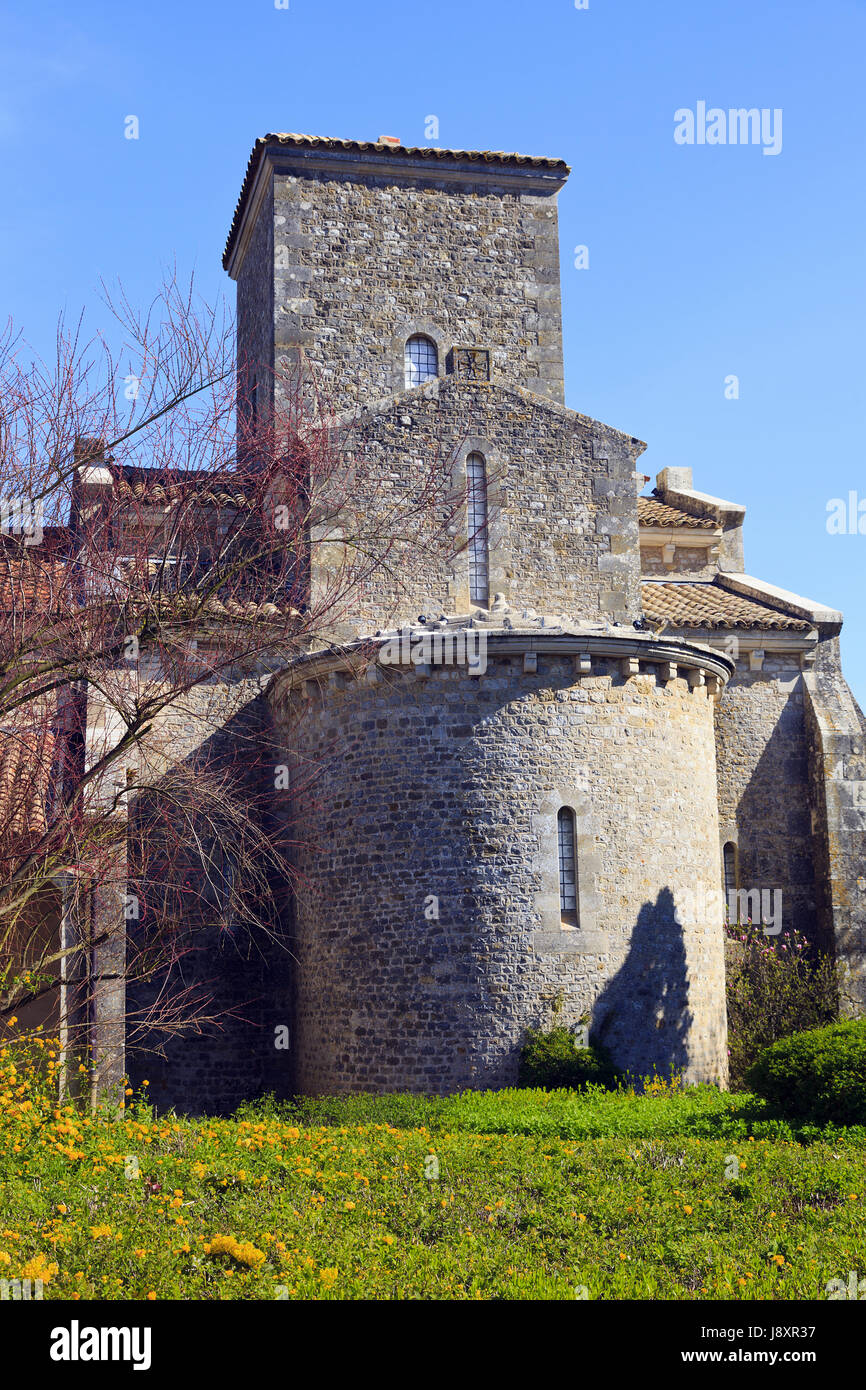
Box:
[270,640,730,1094]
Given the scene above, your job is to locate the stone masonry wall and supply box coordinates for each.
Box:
[236,184,274,422]
[804,647,866,1013]
[640,544,717,579]
[232,161,567,413]
[713,657,818,940]
[315,379,644,640]
[93,664,294,1115]
[273,652,728,1094]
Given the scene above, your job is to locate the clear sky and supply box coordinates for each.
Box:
[2,0,864,701]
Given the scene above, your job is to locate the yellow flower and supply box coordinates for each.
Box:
[204,1234,265,1268]
[683,1206,693,1215]
[56,1205,67,1215]
[89,1225,112,1239]
[343,1201,356,1211]
[319,1267,338,1287]
[146,1291,156,1301]
[21,1254,58,1283]
[382,1234,394,1246]
[234,1242,265,1268]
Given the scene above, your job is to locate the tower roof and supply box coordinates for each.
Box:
[223,133,570,270]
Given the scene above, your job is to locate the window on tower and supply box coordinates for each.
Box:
[404,335,438,388]
[466,451,489,607]
[723,841,738,921]
[558,806,579,928]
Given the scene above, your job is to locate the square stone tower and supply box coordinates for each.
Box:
[223,134,570,415]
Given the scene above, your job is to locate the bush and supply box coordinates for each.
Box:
[518,1026,620,1091]
[725,924,838,1089]
[746,1018,866,1125]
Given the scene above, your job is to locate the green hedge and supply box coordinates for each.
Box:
[746,1018,866,1125]
[517,1026,620,1091]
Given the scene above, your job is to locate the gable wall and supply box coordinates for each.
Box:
[315,382,644,639]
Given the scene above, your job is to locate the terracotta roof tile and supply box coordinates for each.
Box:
[223,133,570,268]
[641,581,811,631]
[637,496,718,530]
[0,554,69,612]
[115,479,251,509]
[0,726,55,840]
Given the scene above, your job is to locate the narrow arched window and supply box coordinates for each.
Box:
[723,841,738,922]
[404,335,438,388]
[466,451,489,607]
[558,806,578,926]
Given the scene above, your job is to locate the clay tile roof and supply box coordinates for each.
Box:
[637,496,718,530]
[0,726,55,840]
[223,133,570,268]
[641,581,812,632]
[0,552,69,613]
[115,479,251,509]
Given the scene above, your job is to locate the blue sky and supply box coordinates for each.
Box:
[2,0,864,701]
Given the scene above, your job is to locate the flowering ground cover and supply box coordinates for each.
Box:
[1,1037,864,1301]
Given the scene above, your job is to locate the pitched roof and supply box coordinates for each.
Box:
[637,496,718,530]
[0,726,55,840]
[223,133,570,269]
[0,546,70,613]
[641,581,812,632]
[115,479,251,509]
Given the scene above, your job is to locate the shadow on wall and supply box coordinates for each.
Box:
[591,887,693,1085]
[726,687,817,944]
[125,698,295,1116]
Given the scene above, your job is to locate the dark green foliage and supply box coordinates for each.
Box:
[517,1025,620,1091]
[725,925,838,1089]
[746,1019,866,1126]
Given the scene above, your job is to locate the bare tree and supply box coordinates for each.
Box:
[0,275,465,1101]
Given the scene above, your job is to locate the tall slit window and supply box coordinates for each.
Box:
[558,806,578,926]
[466,451,489,607]
[723,842,738,920]
[404,335,438,388]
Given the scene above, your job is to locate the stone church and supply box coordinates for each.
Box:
[31,133,866,1112]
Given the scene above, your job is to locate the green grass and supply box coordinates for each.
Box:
[256,1083,866,1144]
[2,1056,865,1300]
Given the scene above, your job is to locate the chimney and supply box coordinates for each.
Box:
[73,436,105,465]
[656,467,694,496]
